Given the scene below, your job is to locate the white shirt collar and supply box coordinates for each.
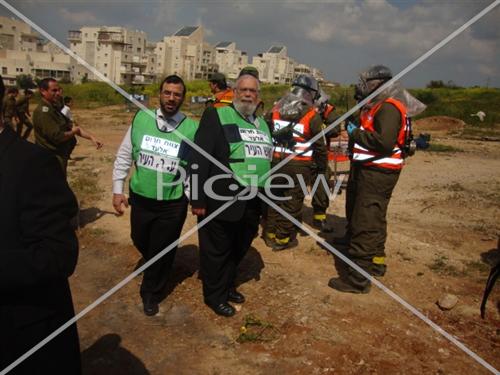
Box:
[156,108,185,132]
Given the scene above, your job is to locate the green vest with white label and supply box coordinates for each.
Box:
[130,109,199,200]
[217,106,272,187]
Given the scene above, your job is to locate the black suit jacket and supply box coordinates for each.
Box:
[189,106,265,222]
[0,126,81,374]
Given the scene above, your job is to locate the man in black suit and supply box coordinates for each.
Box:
[0,75,81,374]
[190,73,273,317]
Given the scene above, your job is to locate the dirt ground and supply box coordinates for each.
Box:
[61,105,499,375]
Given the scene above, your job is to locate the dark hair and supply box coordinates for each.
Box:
[64,96,72,105]
[25,89,33,95]
[38,77,57,91]
[7,87,19,94]
[159,75,186,97]
[210,79,227,90]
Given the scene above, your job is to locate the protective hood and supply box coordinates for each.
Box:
[366,81,426,117]
[275,88,314,121]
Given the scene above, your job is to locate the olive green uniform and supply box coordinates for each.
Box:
[311,111,340,222]
[344,102,402,289]
[16,94,33,139]
[32,99,75,173]
[265,108,328,244]
[2,96,17,131]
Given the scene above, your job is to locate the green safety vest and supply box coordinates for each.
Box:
[217,106,273,187]
[130,109,199,200]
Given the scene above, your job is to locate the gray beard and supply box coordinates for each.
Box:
[233,99,257,118]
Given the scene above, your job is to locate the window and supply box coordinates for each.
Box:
[136,47,141,53]
[2,67,7,74]
[104,73,107,77]
[104,63,108,67]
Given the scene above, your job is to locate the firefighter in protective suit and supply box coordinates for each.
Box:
[264,75,328,250]
[329,65,420,293]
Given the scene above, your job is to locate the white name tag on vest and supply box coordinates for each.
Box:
[273,120,305,134]
[141,135,180,157]
[239,128,270,143]
[137,151,179,174]
[244,143,273,160]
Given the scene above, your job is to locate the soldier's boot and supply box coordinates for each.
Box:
[328,262,371,294]
[263,232,276,248]
[271,234,298,252]
[312,214,334,233]
[328,277,371,294]
[368,257,387,277]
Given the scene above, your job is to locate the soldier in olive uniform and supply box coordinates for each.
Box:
[329,65,409,294]
[2,87,18,131]
[32,78,80,174]
[15,89,34,139]
[311,91,340,233]
[264,75,328,251]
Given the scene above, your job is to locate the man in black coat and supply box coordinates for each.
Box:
[0,75,81,374]
[190,73,273,317]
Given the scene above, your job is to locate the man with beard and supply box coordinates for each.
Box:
[190,73,273,317]
[112,75,198,316]
[32,78,81,174]
[0,75,81,373]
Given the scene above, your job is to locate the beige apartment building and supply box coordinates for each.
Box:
[68,26,156,85]
[155,26,207,81]
[213,41,248,80]
[0,16,73,86]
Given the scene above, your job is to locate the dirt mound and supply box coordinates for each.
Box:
[414,116,466,133]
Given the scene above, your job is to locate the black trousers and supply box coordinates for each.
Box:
[130,192,188,303]
[198,197,261,306]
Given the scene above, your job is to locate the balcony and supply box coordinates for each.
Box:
[97,31,126,44]
[68,30,82,42]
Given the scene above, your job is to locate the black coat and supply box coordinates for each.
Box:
[189,106,265,221]
[0,126,81,374]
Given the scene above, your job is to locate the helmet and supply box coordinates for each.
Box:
[355,65,393,101]
[292,74,319,98]
[360,65,392,82]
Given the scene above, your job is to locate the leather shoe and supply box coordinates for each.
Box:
[209,302,236,317]
[143,297,159,316]
[228,289,245,304]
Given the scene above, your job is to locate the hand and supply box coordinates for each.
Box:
[113,193,129,215]
[346,121,357,136]
[93,138,104,149]
[191,207,206,216]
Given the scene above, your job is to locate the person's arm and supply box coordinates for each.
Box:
[0,151,79,290]
[351,103,401,154]
[188,107,221,216]
[76,125,103,149]
[309,113,328,172]
[112,126,133,215]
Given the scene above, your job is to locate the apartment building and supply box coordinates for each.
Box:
[68,26,156,85]
[213,41,248,80]
[155,26,205,81]
[0,16,72,86]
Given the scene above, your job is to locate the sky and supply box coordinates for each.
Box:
[1,0,499,88]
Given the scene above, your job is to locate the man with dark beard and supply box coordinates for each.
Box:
[112,75,199,316]
[190,73,273,317]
